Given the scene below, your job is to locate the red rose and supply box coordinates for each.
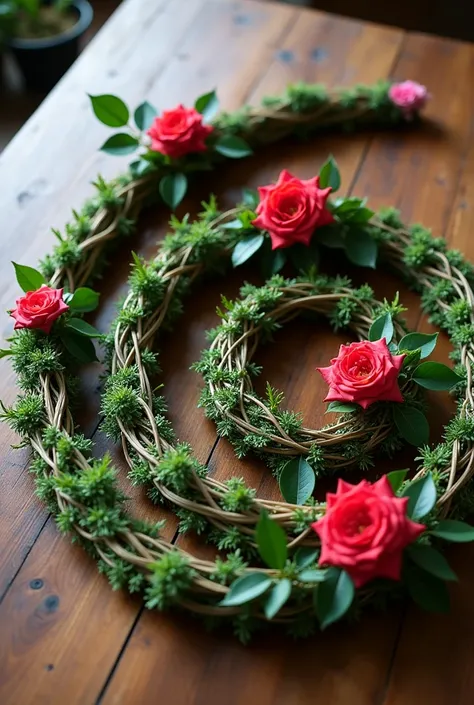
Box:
[10,285,69,334]
[317,338,405,409]
[252,169,334,250]
[147,105,213,159]
[312,477,425,587]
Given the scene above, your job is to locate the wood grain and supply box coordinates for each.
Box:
[1,1,474,704]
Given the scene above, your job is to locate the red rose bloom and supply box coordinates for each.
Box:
[252,169,334,250]
[10,285,69,334]
[317,338,405,409]
[312,477,425,587]
[146,105,213,159]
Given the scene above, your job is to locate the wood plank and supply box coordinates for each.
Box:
[100,9,406,705]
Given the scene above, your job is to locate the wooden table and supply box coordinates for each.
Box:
[2,0,474,702]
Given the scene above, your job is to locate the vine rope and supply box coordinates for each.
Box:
[4,81,474,638]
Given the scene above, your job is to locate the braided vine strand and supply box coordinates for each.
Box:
[197,282,417,471]
[41,80,418,294]
[104,204,474,527]
[5,190,474,631]
[5,80,474,633]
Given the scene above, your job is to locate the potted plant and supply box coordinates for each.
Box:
[0,0,93,93]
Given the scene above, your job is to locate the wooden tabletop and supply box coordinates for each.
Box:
[2,0,474,703]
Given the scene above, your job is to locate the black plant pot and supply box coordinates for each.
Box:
[7,0,93,93]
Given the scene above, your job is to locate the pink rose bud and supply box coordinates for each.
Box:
[388,80,429,118]
[147,105,213,159]
[10,285,69,334]
[252,169,334,250]
[316,338,405,409]
[311,476,425,587]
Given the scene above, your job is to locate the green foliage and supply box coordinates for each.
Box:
[89,94,130,127]
[279,457,315,505]
[402,472,437,520]
[101,378,142,441]
[412,361,461,391]
[214,135,252,158]
[159,173,188,210]
[256,511,288,569]
[153,445,206,495]
[100,133,139,156]
[194,89,219,122]
[1,393,44,436]
[315,568,355,629]
[220,572,272,607]
[134,101,157,131]
[5,79,474,640]
[393,405,429,447]
[231,234,265,267]
[12,262,45,292]
[369,311,393,343]
[145,552,196,610]
[221,477,256,512]
[210,551,248,585]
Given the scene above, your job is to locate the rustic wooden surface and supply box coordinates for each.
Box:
[1,0,474,703]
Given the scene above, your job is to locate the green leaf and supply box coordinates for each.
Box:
[386,469,408,494]
[264,579,291,619]
[220,572,272,606]
[267,249,287,275]
[100,133,139,156]
[242,187,260,209]
[431,519,474,543]
[402,473,437,520]
[343,207,374,224]
[68,288,100,313]
[88,94,129,127]
[194,89,219,122]
[345,229,378,268]
[223,219,244,230]
[334,197,364,213]
[256,511,288,570]
[65,318,102,338]
[130,159,154,178]
[279,457,315,505]
[326,401,359,413]
[231,234,265,267]
[60,329,98,364]
[405,563,450,613]
[315,568,355,630]
[407,544,457,582]
[398,332,438,359]
[289,242,319,273]
[299,569,328,583]
[0,349,12,358]
[159,173,188,210]
[12,262,46,292]
[369,312,394,343]
[393,405,429,447]
[316,226,345,249]
[294,547,318,570]
[318,155,341,191]
[134,101,157,131]
[214,135,252,159]
[412,361,461,391]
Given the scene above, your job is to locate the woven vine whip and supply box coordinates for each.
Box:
[203,283,414,467]
[6,80,474,633]
[8,189,474,627]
